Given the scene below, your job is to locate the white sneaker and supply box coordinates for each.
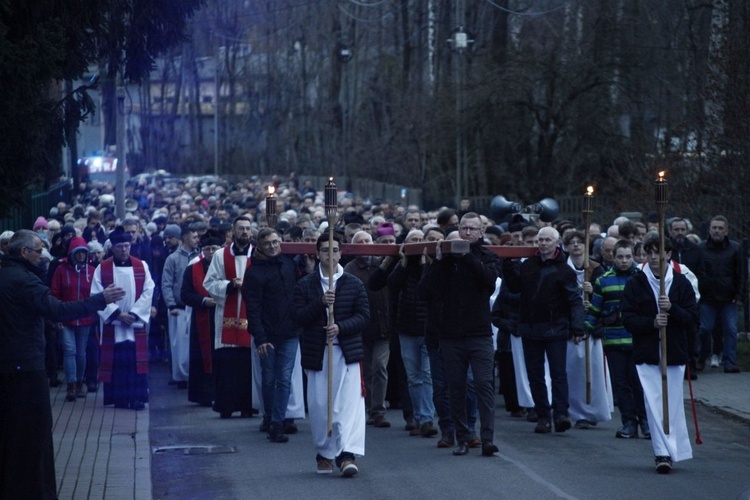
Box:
[710,355,720,368]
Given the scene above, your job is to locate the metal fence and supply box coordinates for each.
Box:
[0,180,74,233]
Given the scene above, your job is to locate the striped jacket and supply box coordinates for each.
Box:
[584,265,639,349]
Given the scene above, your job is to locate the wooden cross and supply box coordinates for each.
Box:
[280,241,536,258]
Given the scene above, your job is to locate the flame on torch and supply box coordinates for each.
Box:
[268,185,275,196]
[586,186,594,196]
[658,171,666,181]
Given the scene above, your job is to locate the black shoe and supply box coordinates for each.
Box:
[129,401,146,411]
[259,418,271,433]
[655,456,672,474]
[452,443,470,456]
[404,418,416,431]
[526,409,538,423]
[481,441,499,457]
[534,419,551,434]
[283,419,298,434]
[268,424,289,443]
[219,412,232,419]
[239,411,253,418]
[554,414,572,433]
[87,383,99,393]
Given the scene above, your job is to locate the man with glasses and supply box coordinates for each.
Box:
[344,231,392,429]
[292,233,370,477]
[419,212,501,457]
[1,230,125,499]
[242,228,302,443]
[92,226,156,411]
[503,226,584,435]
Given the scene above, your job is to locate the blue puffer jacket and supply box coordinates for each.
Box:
[584,265,638,350]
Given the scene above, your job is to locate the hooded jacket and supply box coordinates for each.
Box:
[50,237,96,327]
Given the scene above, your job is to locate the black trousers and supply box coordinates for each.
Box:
[440,336,496,443]
[522,337,568,420]
[0,370,57,499]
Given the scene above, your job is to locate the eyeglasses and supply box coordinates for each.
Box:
[24,246,43,254]
[458,226,481,233]
[319,247,340,253]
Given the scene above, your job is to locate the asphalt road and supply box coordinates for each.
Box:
[148,363,750,500]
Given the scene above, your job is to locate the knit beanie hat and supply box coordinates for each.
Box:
[33,216,48,230]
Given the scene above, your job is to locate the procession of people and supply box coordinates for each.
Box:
[2,171,743,498]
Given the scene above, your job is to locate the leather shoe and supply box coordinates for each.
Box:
[481,441,499,457]
[452,443,470,456]
[554,414,572,433]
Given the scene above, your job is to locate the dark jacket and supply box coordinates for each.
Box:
[241,252,301,346]
[344,256,390,341]
[418,242,499,339]
[621,269,698,366]
[502,249,584,340]
[670,237,700,272]
[491,278,520,352]
[292,268,369,371]
[0,256,107,373]
[696,236,744,304]
[387,256,428,336]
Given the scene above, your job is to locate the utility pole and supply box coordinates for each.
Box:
[115,86,126,220]
[448,1,472,209]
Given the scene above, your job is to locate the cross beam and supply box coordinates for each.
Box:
[280,241,536,258]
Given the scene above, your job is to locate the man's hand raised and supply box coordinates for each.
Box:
[102,284,126,304]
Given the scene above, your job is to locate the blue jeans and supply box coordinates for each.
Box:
[62,325,91,384]
[699,302,738,367]
[260,338,298,425]
[399,334,435,425]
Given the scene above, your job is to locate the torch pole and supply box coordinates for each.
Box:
[656,172,670,435]
[324,178,337,437]
[583,188,593,404]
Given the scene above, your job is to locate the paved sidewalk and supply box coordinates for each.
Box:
[51,381,151,500]
[685,365,750,423]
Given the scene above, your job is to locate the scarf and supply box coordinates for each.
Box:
[642,261,673,311]
[191,257,213,372]
[221,245,252,347]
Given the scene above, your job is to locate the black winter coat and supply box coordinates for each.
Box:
[502,249,584,340]
[292,269,369,371]
[621,270,698,366]
[344,257,390,341]
[696,236,744,304]
[0,256,107,373]
[387,256,428,336]
[417,242,499,339]
[241,252,301,346]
